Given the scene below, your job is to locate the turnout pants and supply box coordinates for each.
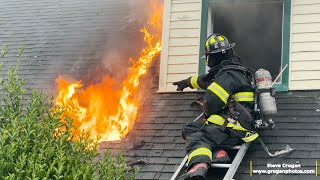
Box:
[183,122,243,169]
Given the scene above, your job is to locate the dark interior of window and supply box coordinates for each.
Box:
[210,2,283,80]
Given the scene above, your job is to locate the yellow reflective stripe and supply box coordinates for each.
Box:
[233,92,254,102]
[207,115,225,126]
[206,40,209,47]
[233,92,254,96]
[210,37,216,44]
[188,147,212,164]
[242,132,259,142]
[207,116,259,142]
[207,115,247,131]
[232,122,248,131]
[207,82,229,104]
[190,76,200,89]
[218,36,225,41]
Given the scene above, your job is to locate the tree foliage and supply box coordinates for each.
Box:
[0,46,138,179]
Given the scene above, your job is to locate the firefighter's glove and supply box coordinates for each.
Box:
[173,77,191,91]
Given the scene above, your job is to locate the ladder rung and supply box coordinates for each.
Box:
[231,145,241,150]
[219,145,241,150]
[211,163,231,168]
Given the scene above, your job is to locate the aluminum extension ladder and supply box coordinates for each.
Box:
[170,143,250,180]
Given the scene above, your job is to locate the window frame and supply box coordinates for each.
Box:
[198,0,291,92]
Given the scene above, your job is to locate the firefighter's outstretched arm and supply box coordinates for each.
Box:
[173,74,212,91]
[204,71,242,116]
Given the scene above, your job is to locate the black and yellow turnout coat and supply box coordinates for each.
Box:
[183,60,259,167]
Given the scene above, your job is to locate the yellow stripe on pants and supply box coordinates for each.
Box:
[188,147,212,164]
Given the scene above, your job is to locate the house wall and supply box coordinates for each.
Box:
[159,0,320,92]
[159,0,202,92]
[289,0,320,90]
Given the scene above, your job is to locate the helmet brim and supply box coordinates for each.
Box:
[205,43,235,54]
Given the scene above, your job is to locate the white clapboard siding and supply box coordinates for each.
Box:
[170,29,200,38]
[291,52,320,61]
[291,32,320,42]
[290,0,320,90]
[171,20,201,29]
[168,64,198,74]
[291,61,320,71]
[168,55,199,65]
[293,14,320,24]
[169,37,199,46]
[171,11,201,22]
[293,0,320,5]
[169,46,199,56]
[171,2,201,12]
[291,42,320,52]
[291,71,320,80]
[172,0,200,4]
[290,80,320,90]
[292,23,320,33]
[293,3,320,14]
[159,0,202,92]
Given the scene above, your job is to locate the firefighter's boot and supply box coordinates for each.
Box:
[211,149,231,163]
[179,163,208,180]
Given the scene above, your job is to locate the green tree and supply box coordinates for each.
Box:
[0,46,138,180]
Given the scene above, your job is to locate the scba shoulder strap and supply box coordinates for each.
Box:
[217,64,255,77]
[201,61,255,82]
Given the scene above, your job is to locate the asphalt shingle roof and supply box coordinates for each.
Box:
[0,0,132,93]
[233,91,320,180]
[116,91,320,180]
[100,92,204,180]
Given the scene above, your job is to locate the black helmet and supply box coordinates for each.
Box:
[205,33,235,55]
[204,33,235,68]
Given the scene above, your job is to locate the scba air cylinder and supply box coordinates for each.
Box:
[254,69,277,116]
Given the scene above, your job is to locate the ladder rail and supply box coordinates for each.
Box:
[170,144,248,180]
[223,142,251,180]
[170,155,188,180]
[170,112,251,180]
[170,113,204,180]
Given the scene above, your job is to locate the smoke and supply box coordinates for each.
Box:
[211,1,283,79]
[0,0,163,97]
[53,0,163,140]
[92,0,162,83]
[45,0,164,105]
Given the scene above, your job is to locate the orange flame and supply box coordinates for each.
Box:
[55,1,163,142]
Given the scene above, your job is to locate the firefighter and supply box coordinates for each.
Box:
[173,33,259,180]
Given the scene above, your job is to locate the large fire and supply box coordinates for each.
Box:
[55,1,163,142]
